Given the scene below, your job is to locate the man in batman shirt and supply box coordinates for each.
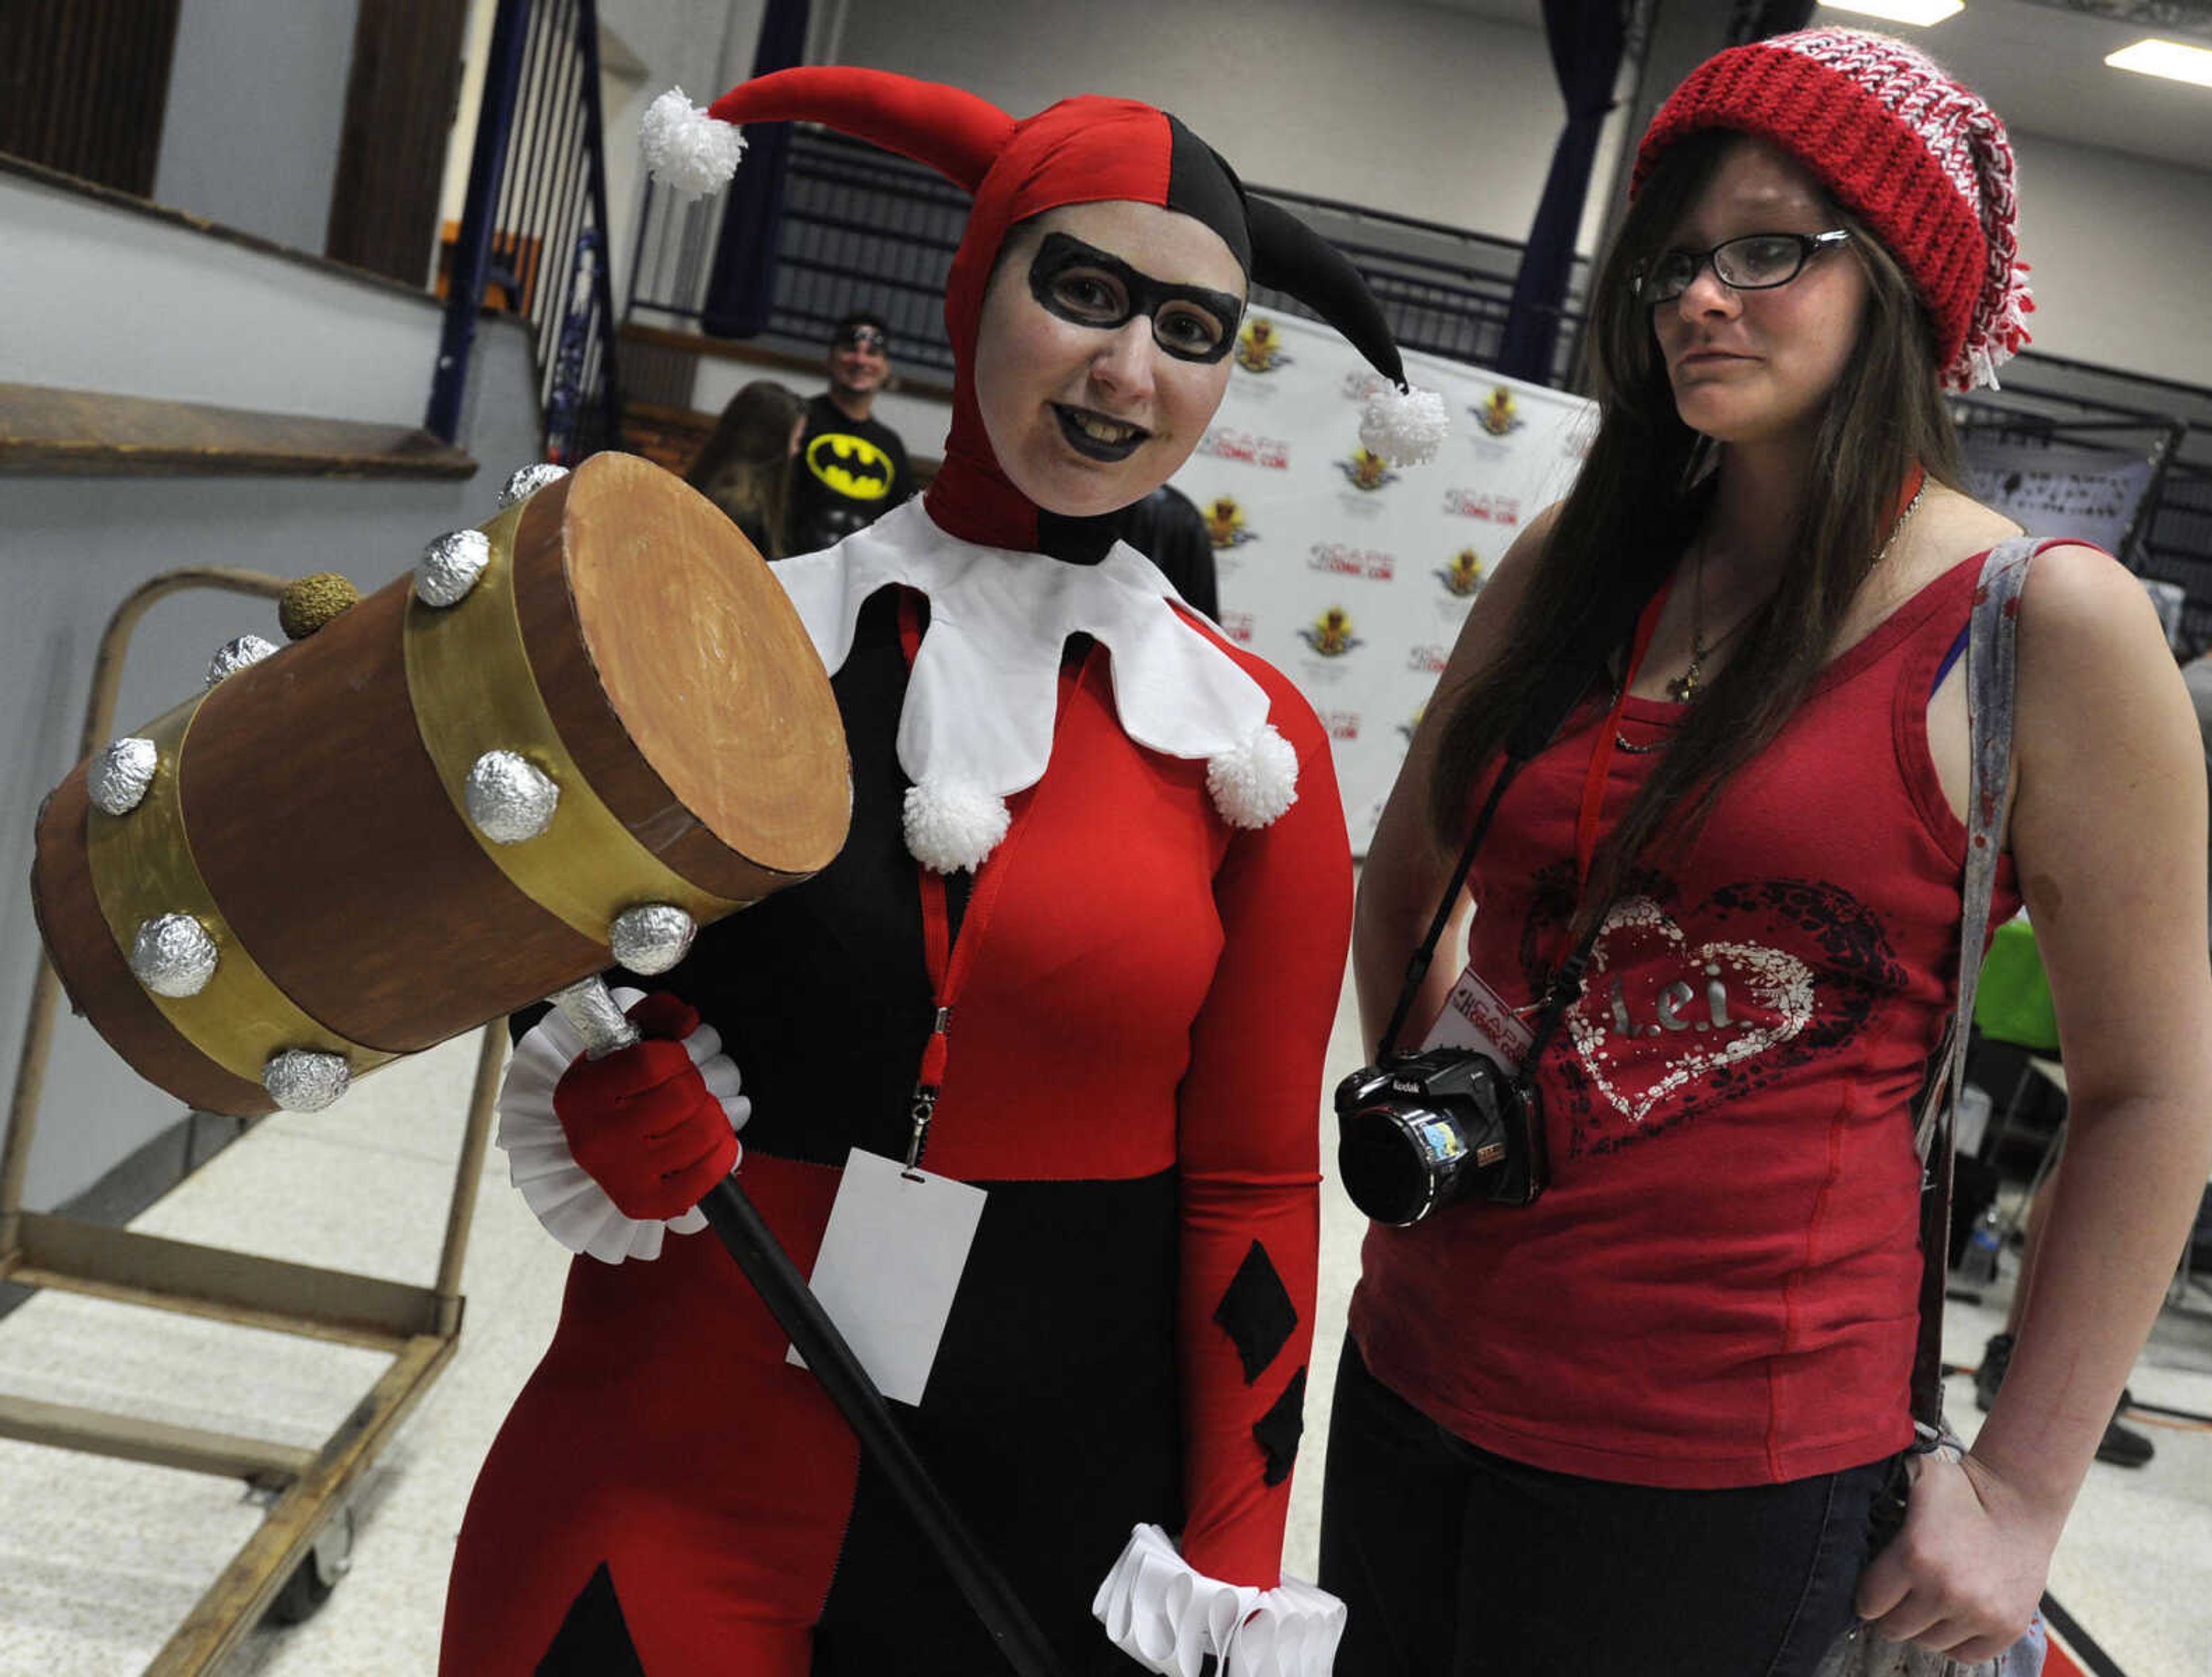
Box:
[784,311,914,553]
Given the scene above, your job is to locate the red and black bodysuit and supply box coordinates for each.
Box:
[440,68,1428,1676]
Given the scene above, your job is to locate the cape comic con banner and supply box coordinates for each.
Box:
[1171,309,1596,852]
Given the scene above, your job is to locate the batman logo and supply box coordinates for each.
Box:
[806,432,894,501]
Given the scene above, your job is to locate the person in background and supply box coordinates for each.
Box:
[784,309,914,554]
[1117,481,1220,620]
[1328,27,2212,1675]
[685,378,804,557]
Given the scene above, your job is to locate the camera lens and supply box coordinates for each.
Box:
[1339,1100,1475,1226]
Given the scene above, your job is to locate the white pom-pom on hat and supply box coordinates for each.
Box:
[641,87,747,197]
[1207,724,1298,831]
[903,777,1012,873]
[1359,384,1450,467]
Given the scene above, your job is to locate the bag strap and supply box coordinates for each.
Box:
[1906,536,2040,1434]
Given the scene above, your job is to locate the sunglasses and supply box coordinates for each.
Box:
[835,325,889,353]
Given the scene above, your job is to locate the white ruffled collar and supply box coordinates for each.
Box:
[774,499,1297,872]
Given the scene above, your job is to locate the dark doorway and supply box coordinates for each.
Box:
[325,0,472,286]
[0,0,184,197]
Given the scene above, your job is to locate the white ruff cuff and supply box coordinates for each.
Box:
[777,502,1298,872]
[497,985,751,1264]
[1091,1523,1346,1677]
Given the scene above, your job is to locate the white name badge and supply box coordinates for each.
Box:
[787,1148,987,1406]
[1423,963,1535,1064]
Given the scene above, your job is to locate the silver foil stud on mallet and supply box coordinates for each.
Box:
[89,736,158,815]
[263,1049,352,1112]
[609,904,699,975]
[206,635,279,688]
[498,463,569,508]
[416,529,492,607]
[464,749,559,844]
[130,913,218,998]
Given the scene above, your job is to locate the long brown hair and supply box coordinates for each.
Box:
[687,380,804,557]
[1428,130,1965,937]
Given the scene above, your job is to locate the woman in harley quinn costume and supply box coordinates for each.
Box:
[1332,27,2212,1677]
[441,68,1448,1677]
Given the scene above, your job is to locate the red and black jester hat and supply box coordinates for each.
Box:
[643,67,1448,558]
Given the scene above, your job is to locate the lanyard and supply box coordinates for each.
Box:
[896,590,1065,1169]
[1573,581,1670,894]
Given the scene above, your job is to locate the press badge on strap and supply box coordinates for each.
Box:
[1423,963,1535,1063]
[788,1149,987,1406]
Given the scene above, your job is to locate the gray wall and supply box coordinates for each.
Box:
[154,0,362,256]
[2009,133,2212,390]
[2,172,544,1213]
[830,0,1631,258]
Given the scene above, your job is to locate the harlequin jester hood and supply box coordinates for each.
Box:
[645,66,1446,552]
[643,69,1446,873]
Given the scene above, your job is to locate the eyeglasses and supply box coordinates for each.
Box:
[1633,230,1854,306]
[835,325,889,353]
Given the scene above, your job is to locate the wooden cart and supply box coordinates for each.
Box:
[0,567,498,1674]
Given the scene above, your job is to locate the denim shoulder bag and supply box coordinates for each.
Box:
[1815,537,2049,1677]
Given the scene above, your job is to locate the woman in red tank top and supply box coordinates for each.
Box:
[1328,27,2212,1677]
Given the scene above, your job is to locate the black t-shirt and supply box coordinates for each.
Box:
[1116,484,1219,620]
[783,393,912,554]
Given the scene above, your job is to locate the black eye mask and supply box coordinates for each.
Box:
[1025,232,1245,364]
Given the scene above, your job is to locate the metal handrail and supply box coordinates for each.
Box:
[428,0,623,464]
[625,127,1588,387]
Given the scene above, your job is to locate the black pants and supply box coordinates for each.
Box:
[1318,1337,1896,1677]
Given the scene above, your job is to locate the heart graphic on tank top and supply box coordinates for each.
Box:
[1567,897,1813,1126]
[1541,879,1903,1158]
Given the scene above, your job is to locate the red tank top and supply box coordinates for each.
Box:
[1351,552,2020,1489]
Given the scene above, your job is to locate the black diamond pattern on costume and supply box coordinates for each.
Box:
[537,1561,646,1675]
[1253,1364,1308,1487]
[1213,1239,1298,1384]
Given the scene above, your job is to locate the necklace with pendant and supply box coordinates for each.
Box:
[1664,539,1724,704]
[1622,470,1931,750]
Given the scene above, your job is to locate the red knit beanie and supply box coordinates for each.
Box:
[1633,27,2032,392]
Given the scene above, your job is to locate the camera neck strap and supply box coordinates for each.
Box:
[1376,576,1671,1063]
[1505,583,1672,1082]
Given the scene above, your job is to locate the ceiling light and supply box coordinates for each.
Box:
[2105,38,2212,89]
[1816,0,1965,25]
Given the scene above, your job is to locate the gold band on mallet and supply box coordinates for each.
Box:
[82,696,392,1087]
[402,497,745,942]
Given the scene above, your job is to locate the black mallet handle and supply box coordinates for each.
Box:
[548,978,1070,1677]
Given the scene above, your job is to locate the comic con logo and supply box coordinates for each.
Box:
[1436,548,1485,597]
[1309,543,1395,582]
[1218,609,1256,645]
[1444,488,1522,527]
[1235,316,1291,373]
[1339,369,1393,404]
[805,432,895,501]
[1323,711,1362,742]
[1298,606,1363,658]
[1205,495,1258,550]
[1199,427,1291,470]
[1337,448,1399,493]
[1472,387,1524,437]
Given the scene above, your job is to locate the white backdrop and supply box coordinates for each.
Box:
[1172,309,1597,852]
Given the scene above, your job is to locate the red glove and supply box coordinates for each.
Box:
[552,993,738,1221]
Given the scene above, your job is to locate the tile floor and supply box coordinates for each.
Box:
[0,975,2206,1675]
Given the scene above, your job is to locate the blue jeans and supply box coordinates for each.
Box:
[1318,1336,1897,1677]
